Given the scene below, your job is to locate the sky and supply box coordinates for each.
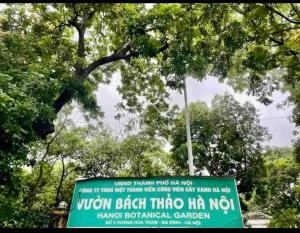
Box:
[94,72,297,148]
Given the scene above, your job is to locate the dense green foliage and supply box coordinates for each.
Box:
[0,94,299,227]
[0,3,300,228]
[0,108,175,227]
[1,4,300,181]
[249,147,300,227]
[170,94,270,199]
[118,132,174,177]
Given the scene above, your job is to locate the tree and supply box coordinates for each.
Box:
[76,128,119,178]
[0,4,78,186]
[226,4,300,123]
[0,105,176,227]
[251,147,300,228]
[1,2,300,194]
[117,132,174,177]
[293,138,300,163]
[170,93,270,198]
[0,168,29,227]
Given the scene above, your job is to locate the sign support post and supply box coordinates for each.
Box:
[183,77,194,176]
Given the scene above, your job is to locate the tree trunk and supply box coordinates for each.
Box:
[55,156,65,207]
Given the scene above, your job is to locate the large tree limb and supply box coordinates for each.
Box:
[50,25,168,134]
[50,41,168,125]
[266,5,300,24]
[269,36,284,46]
[54,89,73,113]
[83,49,138,77]
[269,36,298,57]
[77,28,86,59]
[291,3,300,18]
[232,4,300,24]
[76,10,96,59]
[51,41,168,126]
[83,42,169,77]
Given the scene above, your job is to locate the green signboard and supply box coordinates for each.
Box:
[67,176,244,228]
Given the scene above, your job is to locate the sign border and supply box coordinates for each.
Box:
[67,176,244,228]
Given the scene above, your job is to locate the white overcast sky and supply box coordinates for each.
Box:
[94,72,297,148]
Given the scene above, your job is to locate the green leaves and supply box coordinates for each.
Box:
[252,147,300,227]
[1,3,300,228]
[0,6,75,186]
[170,93,269,197]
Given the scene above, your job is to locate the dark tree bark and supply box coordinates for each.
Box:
[55,156,65,207]
[53,89,73,113]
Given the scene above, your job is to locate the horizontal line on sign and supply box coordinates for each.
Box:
[75,175,236,183]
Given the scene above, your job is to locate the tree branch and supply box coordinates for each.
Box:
[83,42,169,77]
[269,36,298,57]
[50,22,70,34]
[266,5,300,24]
[26,116,68,210]
[291,3,300,18]
[76,10,96,59]
[51,41,168,131]
[269,36,284,46]
[68,4,80,30]
[83,10,96,25]
[231,4,247,15]
[77,28,86,59]
[53,89,73,113]
[55,156,65,206]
